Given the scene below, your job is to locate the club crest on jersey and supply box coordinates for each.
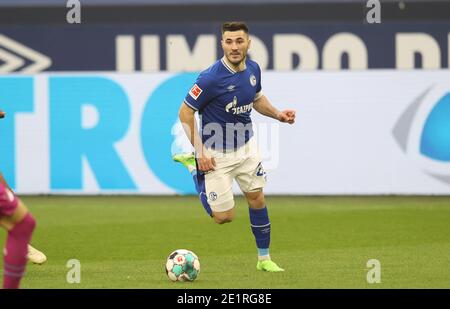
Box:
[189,84,203,100]
[250,74,257,87]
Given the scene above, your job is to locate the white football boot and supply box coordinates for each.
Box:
[28,244,47,265]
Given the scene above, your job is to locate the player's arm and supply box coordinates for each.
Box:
[178,103,216,172]
[0,110,5,118]
[253,95,296,124]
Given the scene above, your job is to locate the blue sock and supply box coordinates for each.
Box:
[192,170,213,217]
[249,207,271,258]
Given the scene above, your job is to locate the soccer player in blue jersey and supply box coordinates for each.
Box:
[174,21,295,272]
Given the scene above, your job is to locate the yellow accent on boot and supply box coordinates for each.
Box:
[256,260,284,272]
[172,153,196,170]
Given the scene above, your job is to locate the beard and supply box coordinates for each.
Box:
[227,52,246,65]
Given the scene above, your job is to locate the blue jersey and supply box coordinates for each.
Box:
[184,57,262,151]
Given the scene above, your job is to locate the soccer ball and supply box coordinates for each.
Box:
[165,249,200,282]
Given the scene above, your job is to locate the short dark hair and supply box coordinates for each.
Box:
[221,21,249,35]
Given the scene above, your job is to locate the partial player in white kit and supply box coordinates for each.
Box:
[174,21,295,272]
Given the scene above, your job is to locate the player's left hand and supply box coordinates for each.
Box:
[0,110,5,119]
[277,110,295,124]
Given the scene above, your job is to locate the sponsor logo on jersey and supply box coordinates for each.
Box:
[225,96,253,114]
[189,83,203,100]
[225,96,238,112]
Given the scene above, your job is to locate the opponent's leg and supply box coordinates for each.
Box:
[0,196,36,289]
[1,172,46,265]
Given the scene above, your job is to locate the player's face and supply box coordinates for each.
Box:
[221,30,250,66]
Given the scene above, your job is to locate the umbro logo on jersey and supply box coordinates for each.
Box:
[189,84,203,100]
[227,85,236,92]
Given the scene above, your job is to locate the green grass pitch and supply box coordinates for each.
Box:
[1,195,450,288]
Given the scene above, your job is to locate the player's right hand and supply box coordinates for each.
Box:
[196,151,216,172]
[0,110,5,119]
[277,109,296,124]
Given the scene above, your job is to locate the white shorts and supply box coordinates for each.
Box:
[202,137,266,213]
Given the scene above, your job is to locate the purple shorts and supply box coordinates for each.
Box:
[0,182,18,217]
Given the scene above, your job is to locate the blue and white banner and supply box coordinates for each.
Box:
[0,21,449,73]
[1,71,450,194]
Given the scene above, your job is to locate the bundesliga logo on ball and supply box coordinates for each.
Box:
[165,249,200,282]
